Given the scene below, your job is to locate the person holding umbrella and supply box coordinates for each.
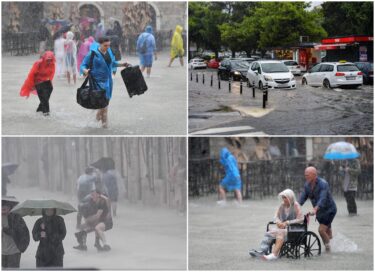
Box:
[10,199,76,267]
[32,208,66,267]
[299,166,337,252]
[2,196,30,268]
[324,141,361,216]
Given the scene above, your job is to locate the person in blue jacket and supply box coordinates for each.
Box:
[299,166,337,252]
[136,25,157,78]
[81,36,129,128]
[217,147,243,205]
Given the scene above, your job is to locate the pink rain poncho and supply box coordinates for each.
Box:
[77,36,94,71]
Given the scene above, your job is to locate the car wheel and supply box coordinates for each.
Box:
[323,79,332,89]
[259,81,263,90]
[302,78,307,85]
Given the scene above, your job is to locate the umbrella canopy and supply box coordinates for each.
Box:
[2,163,19,176]
[323,141,360,160]
[91,157,115,172]
[10,199,77,217]
[2,196,19,208]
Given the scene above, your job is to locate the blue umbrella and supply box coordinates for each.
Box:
[323,141,360,160]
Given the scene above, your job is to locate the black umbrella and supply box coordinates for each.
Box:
[2,163,19,176]
[91,157,115,172]
[52,23,73,40]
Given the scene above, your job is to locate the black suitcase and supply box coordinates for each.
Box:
[120,65,148,98]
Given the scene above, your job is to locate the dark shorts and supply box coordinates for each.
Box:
[317,208,337,228]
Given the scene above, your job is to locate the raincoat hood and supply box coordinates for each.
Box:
[66,31,74,40]
[278,189,296,207]
[220,147,231,164]
[175,25,183,34]
[41,51,56,63]
[145,25,153,34]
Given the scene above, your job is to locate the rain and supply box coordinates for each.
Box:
[2,137,187,270]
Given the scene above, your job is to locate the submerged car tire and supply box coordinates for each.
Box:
[259,81,263,90]
[323,79,332,89]
[302,78,307,85]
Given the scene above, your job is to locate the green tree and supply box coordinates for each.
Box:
[254,2,327,49]
[321,2,374,36]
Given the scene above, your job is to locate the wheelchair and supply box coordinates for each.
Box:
[266,214,321,259]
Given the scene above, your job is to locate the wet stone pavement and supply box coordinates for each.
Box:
[189,69,373,135]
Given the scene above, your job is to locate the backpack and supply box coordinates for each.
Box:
[139,34,148,54]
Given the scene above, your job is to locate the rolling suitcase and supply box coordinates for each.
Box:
[120,65,148,98]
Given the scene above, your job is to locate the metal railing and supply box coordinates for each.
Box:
[2,32,40,56]
[189,157,373,200]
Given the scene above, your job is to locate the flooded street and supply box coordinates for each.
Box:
[2,52,187,135]
[6,184,187,270]
[189,70,373,135]
[189,195,373,270]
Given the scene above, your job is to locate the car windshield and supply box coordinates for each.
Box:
[337,64,359,72]
[231,61,250,69]
[283,61,298,66]
[261,63,289,73]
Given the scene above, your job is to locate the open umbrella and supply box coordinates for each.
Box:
[91,157,115,172]
[323,141,360,160]
[2,163,19,176]
[2,196,19,208]
[10,199,76,217]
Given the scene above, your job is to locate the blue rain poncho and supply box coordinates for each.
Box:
[219,147,242,192]
[136,26,156,55]
[80,42,119,99]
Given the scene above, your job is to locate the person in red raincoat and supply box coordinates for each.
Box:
[20,51,56,116]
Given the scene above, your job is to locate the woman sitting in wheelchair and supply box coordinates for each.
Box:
[249,189,304,261]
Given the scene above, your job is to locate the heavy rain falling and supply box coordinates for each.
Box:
[2,137,187,270]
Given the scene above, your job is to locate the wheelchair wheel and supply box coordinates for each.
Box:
[295,231,321,258]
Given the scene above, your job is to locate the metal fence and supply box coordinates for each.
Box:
[2,32,39,56]
[189,157,373,200]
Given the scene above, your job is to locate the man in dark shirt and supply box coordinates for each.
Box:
[299,166,337,252]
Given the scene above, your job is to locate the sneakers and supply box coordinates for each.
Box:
[249,249,265,258]
[73,244,87,251]
[262,253,278,261]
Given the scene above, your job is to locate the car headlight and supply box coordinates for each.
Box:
[264,75,273,81]
[234,71,240,75]
[290,75,295,81]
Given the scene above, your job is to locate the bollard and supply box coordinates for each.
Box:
[229,77,232,93]
[240,78,243,94]
[218,77,221,89]
[202,73,205,84]
[210,73,213,87]
[247,80,250,88]
[265,82,268,102]
[196,73,198,83]
[190,72,193,81]
[252,81,255,98]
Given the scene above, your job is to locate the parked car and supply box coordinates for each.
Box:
[281,60,302,75]
[302,62,363,88]
[246,60,296,89]
[239,57,255,64]
[207,58,220,69]
[354,62,373,84]
[188,58,207,70]
[217,59,250,81]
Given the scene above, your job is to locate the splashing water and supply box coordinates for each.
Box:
[330,232,359,252]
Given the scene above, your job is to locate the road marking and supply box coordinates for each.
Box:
[190,126,267,135]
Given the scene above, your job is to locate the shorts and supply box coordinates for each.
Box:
[220,175,241,192]
[139,54,153,67]
[104,219,113,231]
[316,208,337,228]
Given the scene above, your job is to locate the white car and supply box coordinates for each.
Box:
[246,60,296,89]
[281,60,302,75]
[302,62,363,88]
[188,58,207,70]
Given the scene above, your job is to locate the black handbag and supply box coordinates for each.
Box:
[76,52,109,109]
[120,65,148,98]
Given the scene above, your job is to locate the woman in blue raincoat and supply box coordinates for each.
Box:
[217,147,243,204]
[80,36,129,128]
[136,25,157,78]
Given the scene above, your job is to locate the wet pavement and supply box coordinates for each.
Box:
[2,52,187,135]
[189,195,373,270]
[189,69,373,135]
